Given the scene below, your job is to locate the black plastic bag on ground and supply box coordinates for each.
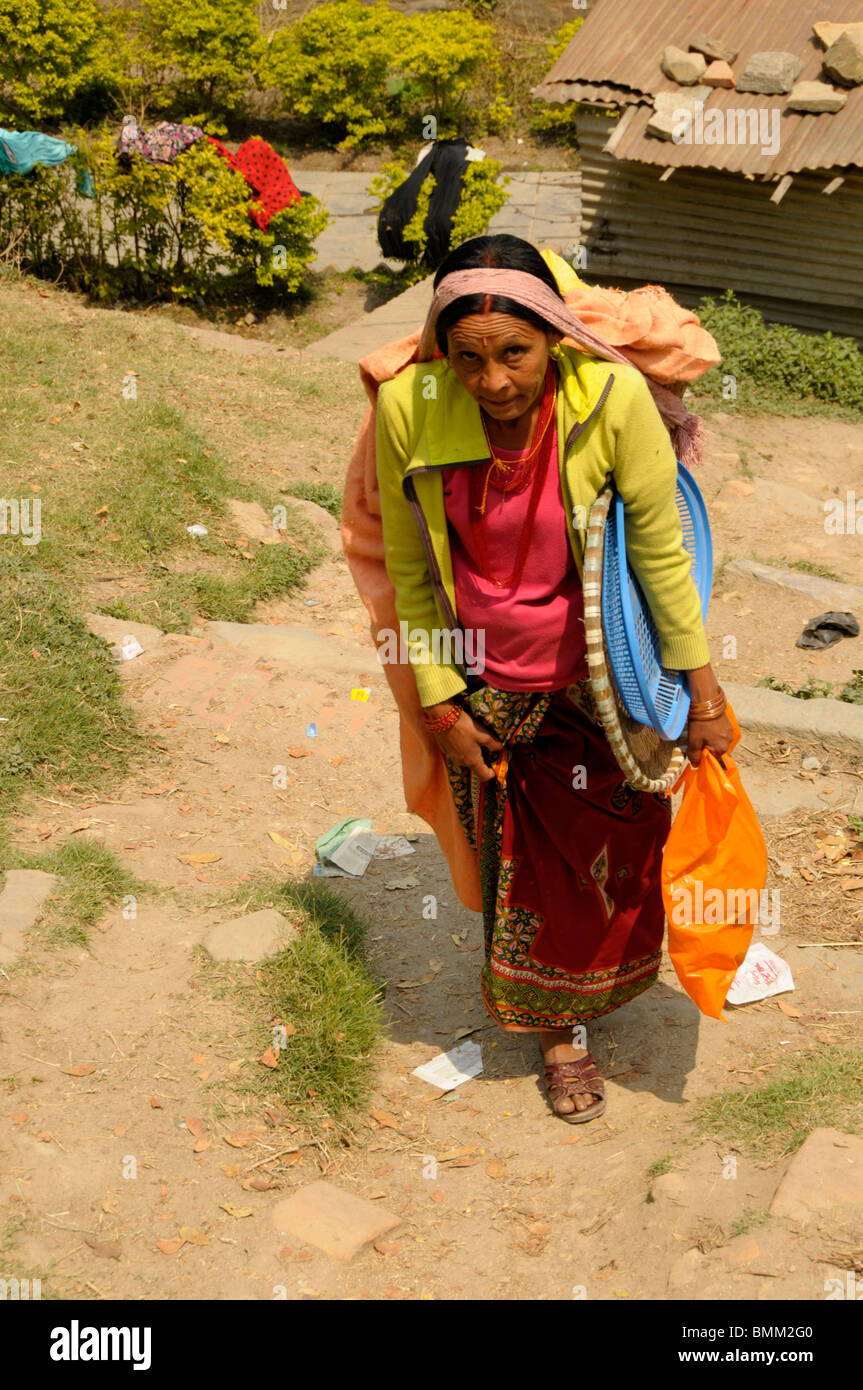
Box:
[378,138,470,268]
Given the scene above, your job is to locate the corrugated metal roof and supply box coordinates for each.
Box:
[533,0,863,175]
[541,81,643,107]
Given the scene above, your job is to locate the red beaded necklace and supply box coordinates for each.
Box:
[469,362,557,590]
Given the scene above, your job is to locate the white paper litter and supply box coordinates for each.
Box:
[373,835,416,860]
[726,941,795,1006]
[111,635,144,662]
[324,825,379,877]
[412,1041,484,1092]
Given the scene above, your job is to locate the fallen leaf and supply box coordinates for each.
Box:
[156,1239,183,1255]
[12,1111,27,1124]
[528,1222,552,1237]
[190,1052,206,1065]
[259,1047,280,1069]
[243,1176,278,1192]
[777,999,803,1018]
[396,974,435,988]
[373,1239,403,1256]
[219,1163,241,1178]
[159,1184,168,1203]
[437,1145,479,1163]
[36,1131,52,1142]
[370,1108,400,1131]
[385,875,420,891]
[485,1160,507,1178]
[430,1190,443,1204]
[85,1237,122,1260]
[557,1134,581,1145]
[287,746,311,758]
[224,1128,264,1148]
[177,852,221,865]
[220,1203,253,1219]
[61,1063,95,1077]
[177,1226,210,1246]
[193,1139,212,1153]
[268,831,294,850]
[149,1097,163,1109]
[186,1116,205,1138]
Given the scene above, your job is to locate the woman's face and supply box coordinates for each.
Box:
[446,312,558,422]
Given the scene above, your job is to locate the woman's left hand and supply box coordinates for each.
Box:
[687,713,735,767]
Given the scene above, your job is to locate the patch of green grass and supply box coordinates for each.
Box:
[101,538,322,630]
[285,481,342,521]
[758,556,843,582]
[737,448,754,479]
[207,878,384,1126]
[646,1153,674,1178]
[0,555,143,813]
[729,1209,771,1239]
[692,291,863,418]
[13,840,145,948]
[758,670,863,705]
[696,1048,863,1160]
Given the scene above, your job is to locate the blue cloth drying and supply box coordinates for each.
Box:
[0,128,76,176]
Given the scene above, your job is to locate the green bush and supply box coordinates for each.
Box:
[138,0,260,119]
[531,18,584,145]
[257,0,400,149]
[258,0,510,149]
[0,0,121,123]
[695,290,863,412]
[368,156,509,281]
[396,10,511,137]
[0,128,329,304]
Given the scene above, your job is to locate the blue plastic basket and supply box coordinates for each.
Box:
[601,462,713,741]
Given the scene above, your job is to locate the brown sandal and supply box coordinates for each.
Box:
[542,1052,607,1124]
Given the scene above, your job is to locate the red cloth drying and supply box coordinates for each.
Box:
[207,136,301,231]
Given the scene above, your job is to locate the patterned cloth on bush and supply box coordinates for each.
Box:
[0,128,75,176]
[207,136,301,230]
[118,121,204,164]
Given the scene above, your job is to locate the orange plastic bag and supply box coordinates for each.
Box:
[661,706,768,1019]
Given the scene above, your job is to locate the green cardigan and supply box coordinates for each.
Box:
[375,343,711,708]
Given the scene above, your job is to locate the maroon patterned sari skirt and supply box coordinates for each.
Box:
[445,678,672,1031]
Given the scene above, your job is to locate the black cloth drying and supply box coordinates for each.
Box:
[378,138,471,268]
[796,611,860,650]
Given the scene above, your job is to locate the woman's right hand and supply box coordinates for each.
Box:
[425,703,504,782]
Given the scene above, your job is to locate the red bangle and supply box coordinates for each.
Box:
[422,704,462,734]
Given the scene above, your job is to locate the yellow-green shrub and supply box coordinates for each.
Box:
[368,156,509,281]
[0,128,329,303]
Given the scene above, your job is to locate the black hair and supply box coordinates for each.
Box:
[433,234,564,354]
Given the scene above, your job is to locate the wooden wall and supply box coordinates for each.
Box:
[575,109,863,340]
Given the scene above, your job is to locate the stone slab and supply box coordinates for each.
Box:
[787,80,847,113]
[725,558,863,611]
[0,870,58,964]
[726,679,863,755]
[203,908,299,963]
[201,620,371,678]
[283,497,342,553]
[303,275,435,362]
[227,498,278,543]
[271,1180,401,1260]
[86,613,165,655]
[770,1128,863,1231]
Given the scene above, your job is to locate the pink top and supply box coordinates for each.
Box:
[442,432,588,692]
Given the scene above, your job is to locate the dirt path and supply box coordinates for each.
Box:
[2,277,863,1301]
[3,525,862,1301]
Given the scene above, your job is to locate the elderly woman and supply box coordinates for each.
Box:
[372,234,732,1122]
